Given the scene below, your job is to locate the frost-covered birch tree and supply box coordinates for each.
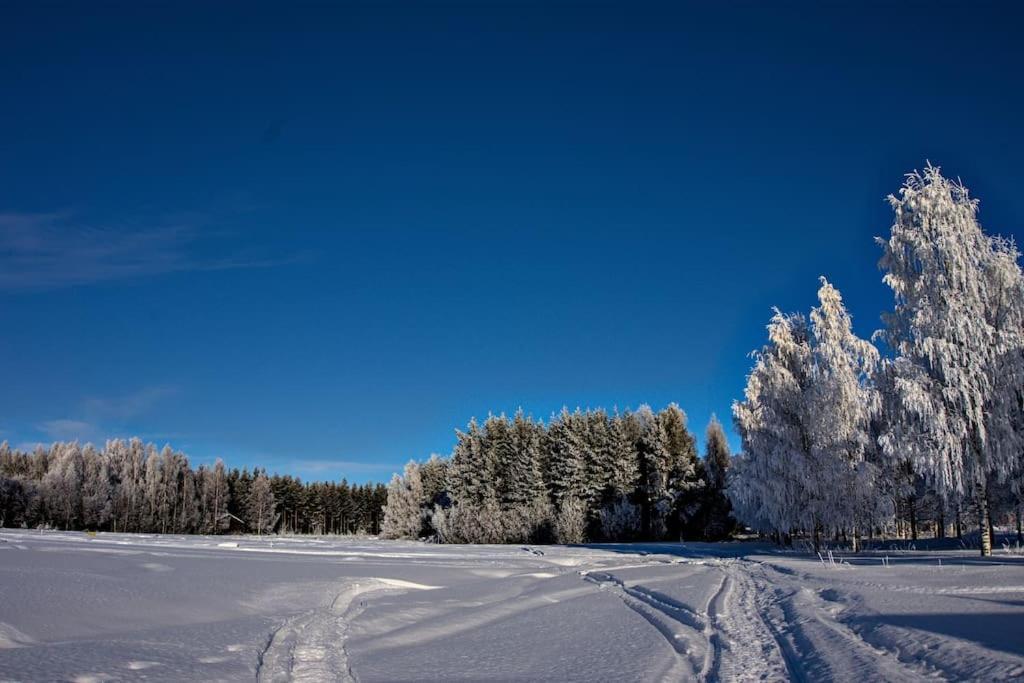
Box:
[876,165,1024,556]
[247,472,276,535]
[731,310,817,541]
[807,277,882,549]
[381,460,425,539]
[731,278,882,549]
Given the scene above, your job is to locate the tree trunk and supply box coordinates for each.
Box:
[977,481,992,557]
[955,501,963,540]
[908,495,918,541]
[937,507,945,539]
[852,526,860,553]
[1017,502,1023,545]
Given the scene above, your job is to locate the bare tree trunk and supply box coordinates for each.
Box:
[1017,502,1023,545]
[977,481,992,557]
[956,501,963,540]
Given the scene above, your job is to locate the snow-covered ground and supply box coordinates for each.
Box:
[1,530,1023,681]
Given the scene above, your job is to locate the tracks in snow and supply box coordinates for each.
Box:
[581,557,928,682]
[255,579,437,683]
[582,569,705,680]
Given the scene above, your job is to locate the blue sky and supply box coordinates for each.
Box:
[1,2,1022,483]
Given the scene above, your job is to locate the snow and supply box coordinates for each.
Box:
[2,530,1024,681]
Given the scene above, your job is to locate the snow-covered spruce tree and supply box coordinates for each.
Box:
[447,418,494,508]
[418,454,449,509]
[381,460,425,539]
[625,405,672,539]
[434,418,507,543]
[606,411,640,502]
[581,409,614,511]
[501,410,552,543]
[701,416,735,541]
[483,413,514,502]
[504,410,547,508]
[876,165,1024,556]
[545,408,588,506]
[544,409,590,542]
[658,404,702,539]
[487,410,551,542]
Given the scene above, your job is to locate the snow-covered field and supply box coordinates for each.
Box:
[1,530,1023,681]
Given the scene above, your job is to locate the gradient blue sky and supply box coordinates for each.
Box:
[2,2,1022,483]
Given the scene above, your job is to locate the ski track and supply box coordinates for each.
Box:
[578,556,948,682]
[582,570,699,680]
[741,560,931,683]
[256,580,426,683]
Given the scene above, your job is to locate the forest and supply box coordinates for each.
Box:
[0,439,387,535]
[2,167,1024,556]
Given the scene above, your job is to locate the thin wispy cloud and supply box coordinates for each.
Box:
[0,211,298,291]
[36,418,100,443]
[82,385,180,421]
[29,385,181,446]
[290,459,400,474]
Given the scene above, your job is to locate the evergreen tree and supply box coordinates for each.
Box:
[658,404,702,539]
[701,416,734,541]
[504,410,546,509]
[545,408,587,506]
[630,406,672,539]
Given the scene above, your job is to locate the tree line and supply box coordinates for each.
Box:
[5,165,1022,555]
[384,165,1024,555]
[381,406,735,544]
[0,439,387,535]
